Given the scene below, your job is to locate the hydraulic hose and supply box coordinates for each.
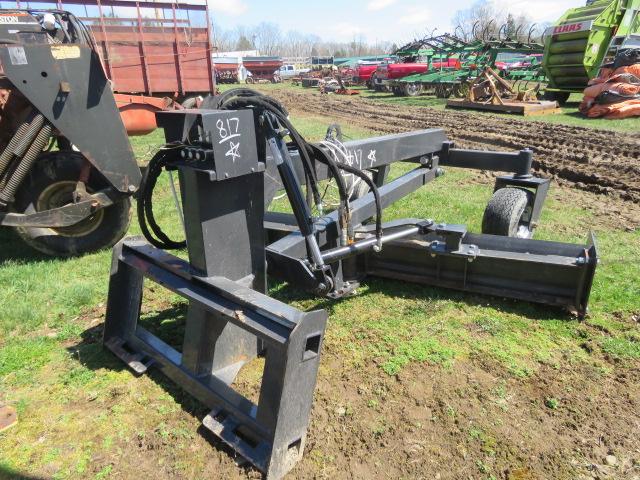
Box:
[329,160,384,250]
[138,89,386,256]
[308,143,351,242]
[217,89,384,248]
[213,89,324,210]
[137,149,187,250]
[0,122,52,204]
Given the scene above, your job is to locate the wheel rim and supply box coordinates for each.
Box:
[36,181,105,237]
[406,84,421,96]
[517,204,534,238]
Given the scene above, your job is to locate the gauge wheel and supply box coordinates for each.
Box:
[482,187,534,238]
[13,151,132,257]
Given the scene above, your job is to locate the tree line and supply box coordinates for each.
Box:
[211,1,545,58]
[212,22,397,58]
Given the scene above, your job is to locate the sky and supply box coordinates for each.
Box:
[208,0,581,44]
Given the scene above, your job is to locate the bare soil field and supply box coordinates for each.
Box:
[270,87,640,227]
[42,304,639,480]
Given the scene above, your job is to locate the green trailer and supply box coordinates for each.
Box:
[542,0,640,104]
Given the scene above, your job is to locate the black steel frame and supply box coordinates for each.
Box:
[264,129,595,317]
[103,109,598,479]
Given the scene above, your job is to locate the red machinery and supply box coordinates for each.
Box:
[243,56,284,84]
[7,0,215,135]
[355,64,381,86]
[213,59,240,84]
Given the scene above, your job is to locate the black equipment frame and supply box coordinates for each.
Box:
[104,107,598,479]
[265,129,595,316]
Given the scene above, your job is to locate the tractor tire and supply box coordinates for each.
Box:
[246,77,256,84]
[542,90,570,106]
[13,151,132,257]
[392,86,405,97]
[481,188,533,238]
[404,83,423,97]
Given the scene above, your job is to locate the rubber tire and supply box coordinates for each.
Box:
[481,188,532,238]
[13,151,132,257]
[404,83,423,97]
[542,90,571,106]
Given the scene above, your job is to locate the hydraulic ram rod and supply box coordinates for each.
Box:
[321,225,421,264]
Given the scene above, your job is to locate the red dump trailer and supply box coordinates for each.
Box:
[9,0,215,134]
[243,57,284,84]
[213,58,240,84]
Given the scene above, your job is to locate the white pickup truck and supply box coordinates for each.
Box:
[278,64,311,78]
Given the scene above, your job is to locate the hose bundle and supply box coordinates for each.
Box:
[212,88,384,248]
[137,147,187,250]
[138,88,384,253]
[205,88,324,210]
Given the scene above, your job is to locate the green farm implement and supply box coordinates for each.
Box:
[393,37,545,99]
[542,0,640,104]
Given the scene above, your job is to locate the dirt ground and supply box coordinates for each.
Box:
[270,88,640,228]
[70,319,640,480]
[295,354,639,480]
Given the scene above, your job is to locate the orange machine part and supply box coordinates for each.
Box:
[114,94,181,136]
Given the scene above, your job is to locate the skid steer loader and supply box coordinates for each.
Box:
[0,9,141,256]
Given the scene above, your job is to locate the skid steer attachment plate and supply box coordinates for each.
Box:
[104,109,326,479]
[104,240,327,479]
[0,43,140,193]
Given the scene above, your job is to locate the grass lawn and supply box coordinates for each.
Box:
[0,106,638,479]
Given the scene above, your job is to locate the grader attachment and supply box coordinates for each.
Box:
[104,90,598,479]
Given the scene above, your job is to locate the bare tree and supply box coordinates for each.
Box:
[453,1,499,41]
[452,1,534,42]
[212,22,397,58]
[211,20,238,52]
[252,22,282,56]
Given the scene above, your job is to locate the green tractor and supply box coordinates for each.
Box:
[542,0,640,104]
